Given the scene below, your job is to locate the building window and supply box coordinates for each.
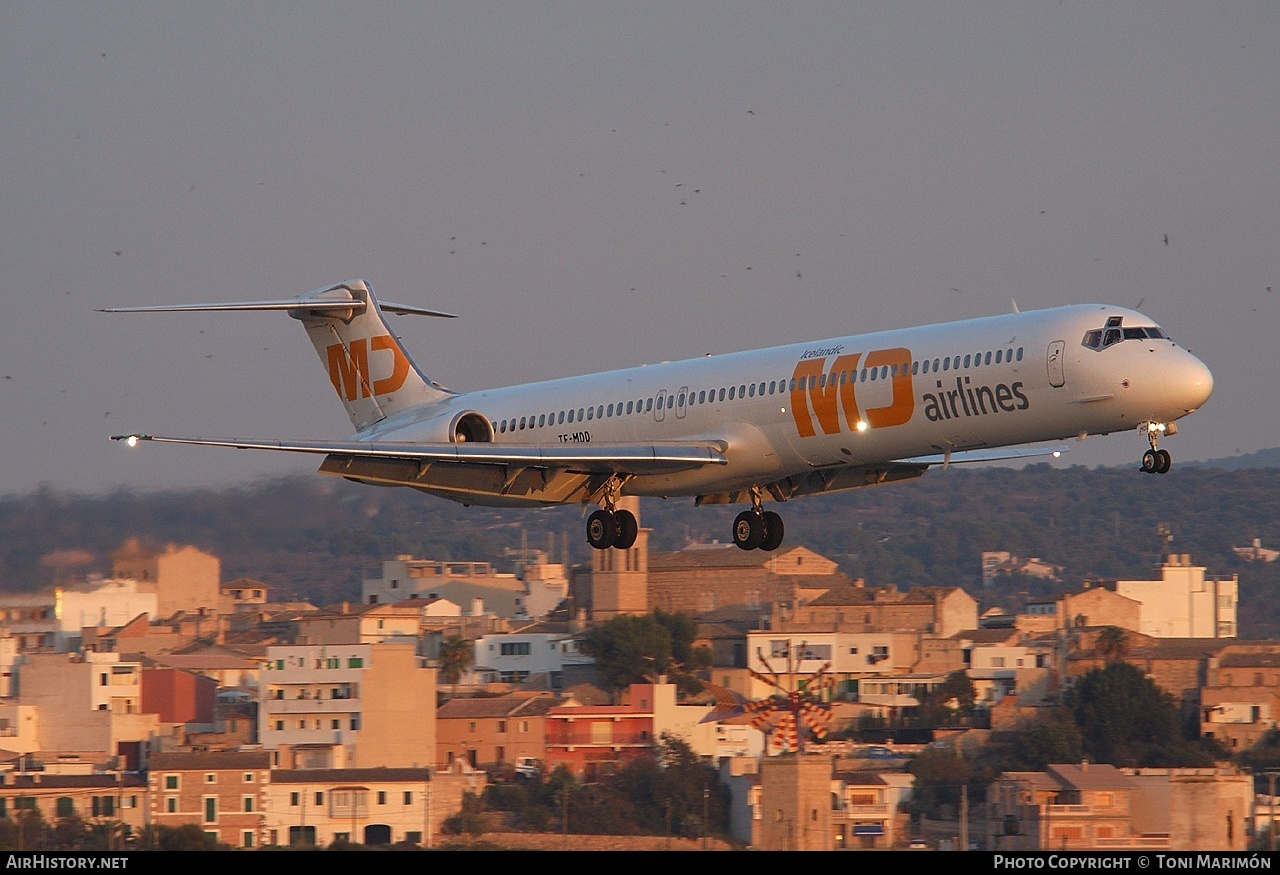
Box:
[165,775,179,790]
[242,831,254,849]
[203,797,216,823]
[205,773,216,784]
[243,796,255,813]
[315,792,324,807]
[348,657,364,668]
[243,773,254,783]
[166,797,177,813]
[403,791,413,805]
[377,791,386,805]
[290,793,300,807]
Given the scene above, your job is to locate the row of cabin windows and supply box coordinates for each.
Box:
[495,346,1026,435]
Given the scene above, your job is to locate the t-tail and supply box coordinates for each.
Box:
[99,279,457,432]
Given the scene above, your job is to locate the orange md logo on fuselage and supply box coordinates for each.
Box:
[789,346,914,437]
[326,336,410,402]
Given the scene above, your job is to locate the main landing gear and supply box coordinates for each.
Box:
[586,476,638,550]
[732,488,785,552]
[587,507,638,550]
[1140,422,1172,475]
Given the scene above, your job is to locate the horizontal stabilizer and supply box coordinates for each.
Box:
[98,299,456,318]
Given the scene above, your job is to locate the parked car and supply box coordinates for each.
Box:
[861,745,908,759]
[514,756,543,778]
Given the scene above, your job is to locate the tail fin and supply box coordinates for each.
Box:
[100,279,456,431]
[292,281,455,430]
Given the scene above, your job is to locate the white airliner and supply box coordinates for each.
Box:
[104,280,1213,552]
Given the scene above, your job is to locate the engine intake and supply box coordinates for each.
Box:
[451,411,494,443]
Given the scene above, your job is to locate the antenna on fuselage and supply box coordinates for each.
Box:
[1011,298,1020,314]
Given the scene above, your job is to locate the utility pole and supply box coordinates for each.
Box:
[960,783,969,850]
[1270,772,1278,853]
[703,786,709,849]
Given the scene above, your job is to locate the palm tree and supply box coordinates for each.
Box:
[1095,626,1131,664]
[438,635,472,697]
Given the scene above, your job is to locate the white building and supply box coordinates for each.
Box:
[362,557,526,618]
[58,579,159,651]
[471,626,593,687]
[1115,555,1237,639]
[744,630,918,700]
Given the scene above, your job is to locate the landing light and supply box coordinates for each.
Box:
[1147,422,1166,434]
[126,435,139,448]
[855,420,869,433]
[1052,451,1062,458]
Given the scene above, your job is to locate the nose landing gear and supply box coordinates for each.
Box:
[1140,423,1172,474]
[732,488,785,552]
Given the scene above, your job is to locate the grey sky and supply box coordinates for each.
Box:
[2,3,1276,495]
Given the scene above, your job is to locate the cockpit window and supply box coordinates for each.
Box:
[1082,317,1168,350]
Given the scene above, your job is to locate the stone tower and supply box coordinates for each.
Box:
[589,496,649,620]
[756,753,836,851]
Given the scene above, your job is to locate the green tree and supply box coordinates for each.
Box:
[580,613,674,691]
[438,635,472,695]
[1003,718,1085,771]
[154,823,227,851]
[1064,662,1213,767]
[907,747,984,819]
[1094,626,1131,664]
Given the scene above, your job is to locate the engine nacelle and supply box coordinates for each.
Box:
[450,410,494,443]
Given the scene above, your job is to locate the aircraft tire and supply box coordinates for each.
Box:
[1156,449,1171,474]
[760,511,785,552]
[1141,449,1159,473]
[613,509,638,550]
[733,510,764,551]
[587,510,618,550]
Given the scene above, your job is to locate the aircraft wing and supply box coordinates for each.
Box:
[695,444,1067,505]
[894,445,1068,466]
[111,433,727,474]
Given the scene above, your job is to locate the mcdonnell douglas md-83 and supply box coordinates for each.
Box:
[104,280,1213,552]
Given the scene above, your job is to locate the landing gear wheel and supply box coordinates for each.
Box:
[759,511,784,552]
[1142,449,1159,473]
[1156,449,1171,474]
[587,510,618,550]
[613,509,638,550]
[733,510,764,551]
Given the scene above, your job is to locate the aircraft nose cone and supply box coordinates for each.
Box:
[1169,352,1213,412]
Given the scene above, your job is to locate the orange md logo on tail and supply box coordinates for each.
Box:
[326,336,411,402]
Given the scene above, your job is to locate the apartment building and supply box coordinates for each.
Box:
[148,751,271,849]
[109,539,221,619]
[744,630,921,701]
[471,624,592,687]
[544,682,714,779]
[17,652,158,762]
[259,641,436,769]
[775,582,979,639]
[436,692,557,769]
[1200,643,1280,750]
[0,771,147,843]
[988,763,1254,851]
[362,556,526,618]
